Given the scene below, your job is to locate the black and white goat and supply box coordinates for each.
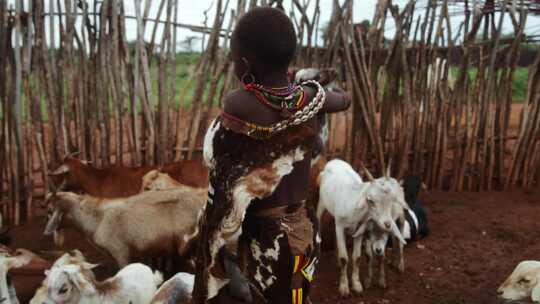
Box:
[400,176,429,241]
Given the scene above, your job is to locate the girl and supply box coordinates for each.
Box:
[193,7,350,304]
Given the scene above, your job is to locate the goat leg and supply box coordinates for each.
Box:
[377,254,387,289]
[364,246,373,289]
[396,217,406,273]
[335,225,350,298]
[391,220,405,273]
[351,235,364,295]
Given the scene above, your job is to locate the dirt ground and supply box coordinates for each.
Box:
[8,186,540,304]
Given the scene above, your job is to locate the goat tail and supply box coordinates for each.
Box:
[153,270,164,287]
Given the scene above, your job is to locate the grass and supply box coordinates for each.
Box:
[149,52,202,108]
[450,66,529,101]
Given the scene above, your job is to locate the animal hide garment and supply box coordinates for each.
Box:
[192,117,317,303]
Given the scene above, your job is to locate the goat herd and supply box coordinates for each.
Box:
[0,153,538,303]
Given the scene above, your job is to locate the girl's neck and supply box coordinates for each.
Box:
[253,70,290,87]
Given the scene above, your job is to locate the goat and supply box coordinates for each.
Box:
[498,261,540,302]
[316,159,407,297]
[400,175,429,241]
[48,166,206,248]
[150,272,194,304]
[41,262,162,304]
[48,157,208,198]
[0,249,34,304]
[364,220,390,290]
[44,188,206,268]
[141,170,201,192]
[30,250,90,304]
[369,168,410,274]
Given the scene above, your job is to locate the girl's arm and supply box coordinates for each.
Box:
[322,88,351,113]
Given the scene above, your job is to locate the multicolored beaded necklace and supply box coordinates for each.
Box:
[221,80,326,140]
[243,82,306,118]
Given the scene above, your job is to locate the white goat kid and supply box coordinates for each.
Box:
[30,250,93,304]
[498,261,540,302]
[364,220,390,289]
[0,250,33,304]
[317,159,406,297]
[371,167,409,274]
[42,262,162,304]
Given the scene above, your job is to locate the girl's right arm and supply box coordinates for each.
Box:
[322,88,351,113]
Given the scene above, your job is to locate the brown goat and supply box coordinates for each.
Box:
[49,157,208,198]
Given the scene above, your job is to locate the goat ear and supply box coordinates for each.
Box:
[399,198,410,210]
[68,269,96,296]
[79,262,99,270]
[44,210,62,236]
[532,281,540,302]
[49,164,70,176]
[6,255,31,269]
[53,229,65,247]
[70,250,86,262]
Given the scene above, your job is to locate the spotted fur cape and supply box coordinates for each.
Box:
[192,116,317,303]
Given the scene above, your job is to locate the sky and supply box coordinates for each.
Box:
[6,0,540,51]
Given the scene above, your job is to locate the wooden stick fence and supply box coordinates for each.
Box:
[0,0,538,227]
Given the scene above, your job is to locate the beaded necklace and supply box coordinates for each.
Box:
[244,82,306,118]
[221,80,326,139]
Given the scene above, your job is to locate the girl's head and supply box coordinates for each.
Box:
[231,7,296,84]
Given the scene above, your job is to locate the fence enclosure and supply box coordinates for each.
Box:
[0,0,539,226]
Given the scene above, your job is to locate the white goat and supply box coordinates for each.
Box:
[498,261,540,302]
[41,262,162,304]
[317,159,407,297]
[0,249,34,304]
[364,220,390,290]
[44,188,206,267]
[30,250,92,304]
[150,272,194,304]
[372,169,408,274]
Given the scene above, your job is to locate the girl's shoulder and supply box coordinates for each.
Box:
[223,88,285,126]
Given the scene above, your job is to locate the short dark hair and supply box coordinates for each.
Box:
[232,7,297,69]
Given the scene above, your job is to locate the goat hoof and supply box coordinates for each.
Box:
[352,280,363,294]
[339,284,351,298]
[398,262,405,273]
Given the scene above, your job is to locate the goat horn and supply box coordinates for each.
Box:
[385,159,392,178]
[45,179,66,207]
[390,220,407,245]
[362,165,375,182]
[63,151,80,161]
[48,164,70,176]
